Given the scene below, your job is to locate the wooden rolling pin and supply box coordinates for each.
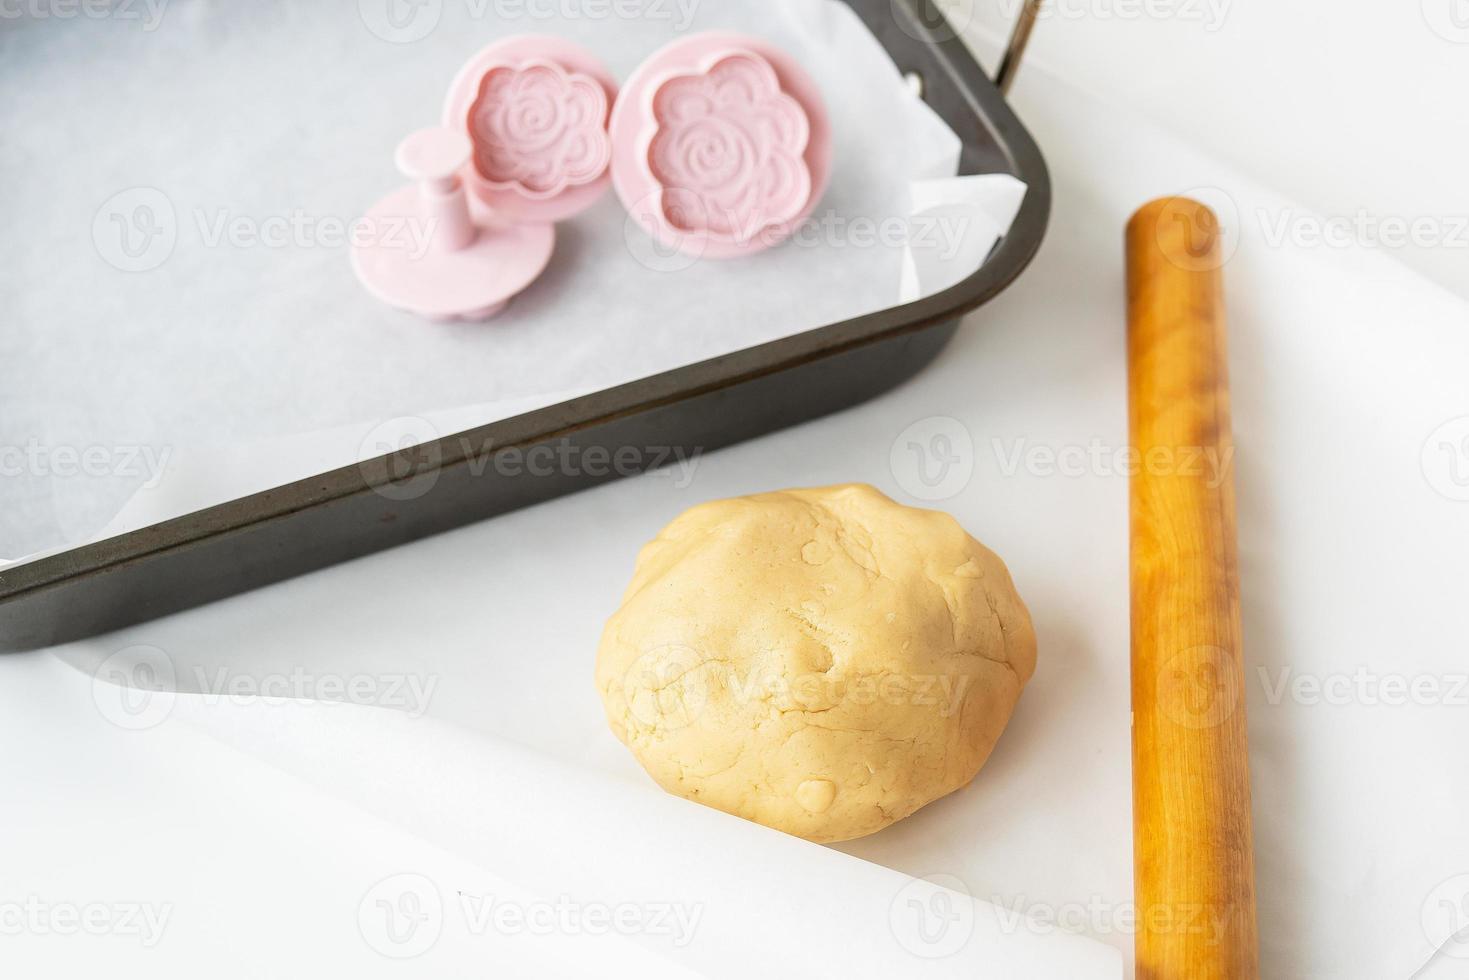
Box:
[1126,197,1260,980]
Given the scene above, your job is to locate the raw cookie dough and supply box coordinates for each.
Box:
[595,484,1036,843]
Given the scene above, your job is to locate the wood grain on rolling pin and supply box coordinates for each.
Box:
[1126,197,1260,980]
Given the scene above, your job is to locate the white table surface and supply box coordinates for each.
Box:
[6,5,1469,979]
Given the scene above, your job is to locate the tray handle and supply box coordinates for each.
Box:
[995,0,1043,94]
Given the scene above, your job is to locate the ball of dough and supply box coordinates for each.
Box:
[595,484,1036,843]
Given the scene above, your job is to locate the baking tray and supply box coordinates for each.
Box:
[0,0,1051,651]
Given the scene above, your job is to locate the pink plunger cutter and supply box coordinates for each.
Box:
[610,32,834,260]
[351,126,555,322]
[444,35,619,224]
[354,36,617,322]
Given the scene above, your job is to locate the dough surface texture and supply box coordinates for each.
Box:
[595,484,1036,843]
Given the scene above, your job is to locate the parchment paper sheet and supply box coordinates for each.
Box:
[0,0,1024,560]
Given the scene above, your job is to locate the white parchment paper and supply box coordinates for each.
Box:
[0,0,1024,560]
[49,648,1121,979]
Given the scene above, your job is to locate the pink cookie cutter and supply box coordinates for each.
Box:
[444,35,619,224]
[351,126,555,323]
[610,32,833,260]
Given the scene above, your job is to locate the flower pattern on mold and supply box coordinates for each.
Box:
[647,52,812,244]
[467,62,611,199]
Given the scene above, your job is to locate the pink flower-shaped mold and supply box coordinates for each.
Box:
[468,61,611,200]
[610,33,832,260]
[647,53,812,245]
[444,36,618,223]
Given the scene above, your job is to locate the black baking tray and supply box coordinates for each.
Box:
[0,0,1051,651]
